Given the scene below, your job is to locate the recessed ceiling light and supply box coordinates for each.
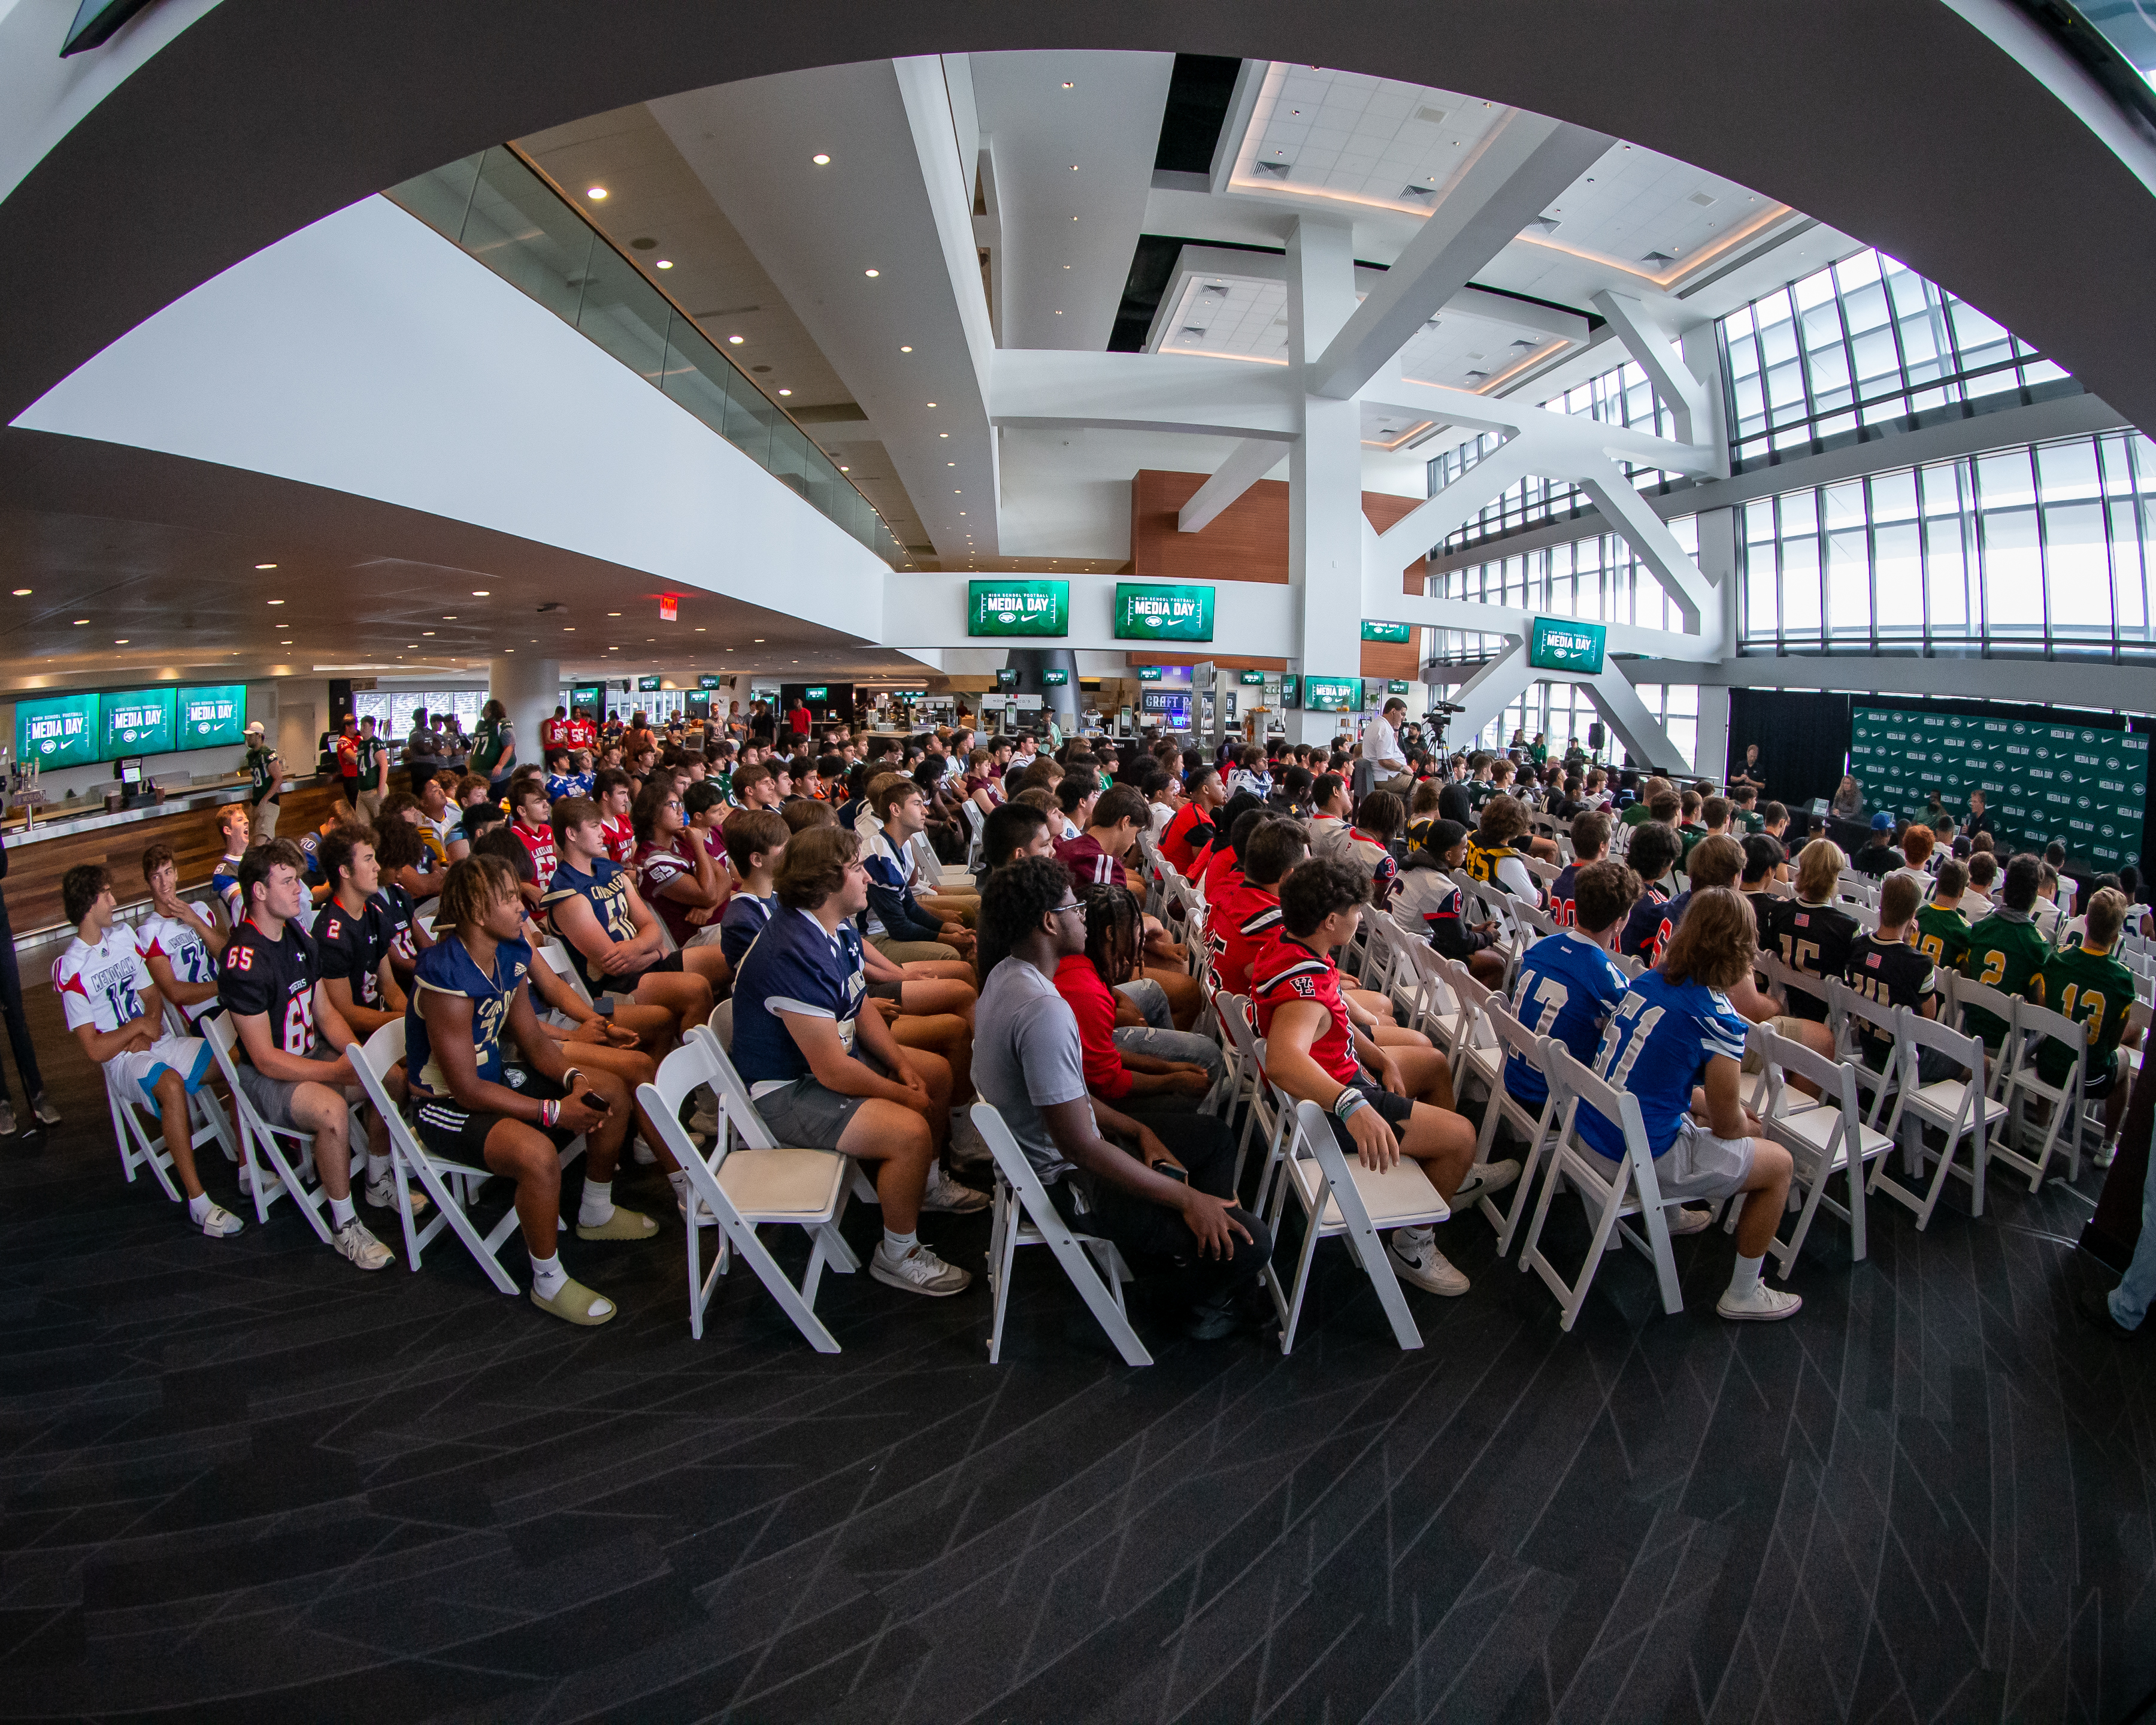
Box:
[728,334,744,344]
[266,598,284,606]
[695,626,705,631]
[900,345,912,353]
[586,186,607,201]
[71,618,87,625]
[1062,80,1074,87]
[812,153,831,165]
[441,615,456,621]
[778,388,792,396]
[655,259,673,270]
[422,630,435,636]
[1071,164,1079,171]
[753,638,764,643]
[608,611,620,616]
[114,638,128,645]
[10,588,28,597]
[471,589,489,597]
[839,465,850,471]
[864,268,880,278]
[255,562,277,570]
[939,432,949,438]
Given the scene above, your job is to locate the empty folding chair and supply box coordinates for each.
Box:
[972,1102,1149,1367]
[1437,958,1506,1103]
[201,1011,333,1237]
[1518,1045,1686,1331]
[961,799,986,871]
[1870,1011,2002,1228]
[1263,1100,1449,1354]
[1468,1007,1565,1258]
[1746,1022,1892,1273]
[1992,995,2088,1191]
[639,1030,860,1350]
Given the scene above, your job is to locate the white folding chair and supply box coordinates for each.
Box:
[1437,958,1505,1103]
[200,1011,333,1238]
[640,1031,858,1351]
[104,1063,193,1204]
[349,1021,519,1293]
[1993,995,2088,1191]
[1262,1100,1449,1355]
[971,1103,1149,1367]
[1518,1045,1685,1331]
[695,1016,879,1208]
[1389,934,1464,1050]
[1870,1011,2001,1229]
[1824,977,1902,1130]
[1746,1022,1892,1274]
[1219,992,1292,1209]
[1469,1004,1564,1258]
[961,798,986,871]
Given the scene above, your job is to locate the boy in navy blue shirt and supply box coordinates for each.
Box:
[731,824,985,1296]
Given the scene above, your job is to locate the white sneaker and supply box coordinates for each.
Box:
[196,1203,244,1239]
[364,1177,429,1217]
[1666,1206,1715,1236]
[332,1219,395,1272]
[1451,1158,1521,1206]
[870,1241,973,1296]
[1717,1281,1802,1322]
[921,1162,989,1214]
[631,1138,658,1167]
[1390,1231,1470,1296]
[2094,1142,2118,1170]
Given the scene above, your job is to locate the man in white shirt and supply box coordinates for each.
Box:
[1361,697,1413,796]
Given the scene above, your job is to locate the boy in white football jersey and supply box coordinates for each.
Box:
[54,864,241,1237]
[135,843,223,1025]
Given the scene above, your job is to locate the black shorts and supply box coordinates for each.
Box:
[868,979,903,1003]
[591,949,685,995]
[1323,1076,1417,1156]
[413,1071,576,1164]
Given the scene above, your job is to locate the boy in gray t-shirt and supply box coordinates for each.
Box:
[971,859,1272,1340]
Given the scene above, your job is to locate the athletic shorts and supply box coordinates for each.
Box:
[1323,1075,1418,1158]
[112,1034,211,1111]
[234,1040,342,1131]
[1587,1114,1755,1206]
[596,949,684,995]
[751,1052,894,1151]
[413,1070,576,1164]
[2071,1047,2120,1097]
[868,978,903,1003]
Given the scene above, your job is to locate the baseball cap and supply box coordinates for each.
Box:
[1871,812,1893,830]
[244,720,265,736]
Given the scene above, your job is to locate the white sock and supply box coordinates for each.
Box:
[529,1251,568,1299]
[667,1169,689,1202]
[187,1192,213,1222]
[1394,1225,1433,1254]
[362,1151,384,1185]
[1728,1252,1764,1298]
[328,1194,357,1228]
[579,1178,615,1227]
[882,1227,918,1257]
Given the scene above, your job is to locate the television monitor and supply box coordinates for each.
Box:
[175,684,246,750]
[17,692,101,769]
[101,687,176,758]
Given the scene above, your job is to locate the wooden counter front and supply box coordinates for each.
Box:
[1,782,350,937]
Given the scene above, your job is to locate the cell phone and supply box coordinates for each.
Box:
[1152,1160,1188,1184]
[581,1090,608,1111]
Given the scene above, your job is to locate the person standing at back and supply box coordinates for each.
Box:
[471,698,516,800]
[243,719,284,840]
[353,716,390,824]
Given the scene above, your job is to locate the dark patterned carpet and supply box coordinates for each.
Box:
[1,970,2151,1724]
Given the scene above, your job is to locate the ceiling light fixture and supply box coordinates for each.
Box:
[812,153,831,165]
[900,344,912,353]
[728,334,744,344]
[778,388,792,396]
[586,186,607,201]
[422,630,435,636]
[939,432,949,438]
[114,638,128,645]
[266,598,284,606]
[864,268,880,278]
[255,562,277,570]
[71,618,87,625]
[655,259,673,270]
[471,589,489,597]
[1062,80,1074,87]
[10,589,28,597]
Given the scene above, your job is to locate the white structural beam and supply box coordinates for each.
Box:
[1403,591,1718,664]
[1179,437,1287,532]
[1589,290,1710,446]
[1371,438,1538,568]
[1308,115,1611,401]
[1361,376,1719,477]
[1576,466,1715,631]
[988,348,1298,439]
[1585,667,1687,771]
[1445,641,1533,745]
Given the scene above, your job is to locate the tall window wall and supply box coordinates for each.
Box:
[1433,679,1698,772]
[1718,248,2069,470]
[355,689,486,737]
[1739,429,2156,660]
[1430,519,1698,662]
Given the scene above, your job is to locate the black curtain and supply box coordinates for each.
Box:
[1727,688,1852,815]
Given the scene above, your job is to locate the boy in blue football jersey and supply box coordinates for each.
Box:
[1579,887,1801,1322]
[1505,858,1640,1113]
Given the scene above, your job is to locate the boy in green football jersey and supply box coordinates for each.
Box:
[1960,854,2053,1051]
[1914,858,1973,972]
[2032,885,2142,1158]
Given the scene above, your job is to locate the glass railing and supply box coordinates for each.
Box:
[386,146,905,569]
[2018,2,2156,134]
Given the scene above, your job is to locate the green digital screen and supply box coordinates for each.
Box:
[1528,616,1607,674]
[1848,706,2150,870]
[1113,582,1214,642]
[968,579,1069,637]
[17,692,100,768]
[1362,619,1412,643]
[1041,668,1069,686]
[1238,670,1267,686]
[176,684,246,750]
[804,685,831,702]
[697,674,723,690]
[1136,665,1164,682]
[101,687,176,757]
[569,683,604,713]
[1388,679,1413,695]
[637,676,663,692]
[995,668,1021,690]
[1304,677,1358,713]
[1279,675,1300,709]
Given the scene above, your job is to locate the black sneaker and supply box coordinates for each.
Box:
[1183,1295,1241,1341]
[2078,1286,2137,1336]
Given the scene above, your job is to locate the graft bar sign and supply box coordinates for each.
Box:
[1113,582,1213,642]
[968,580,1069,637]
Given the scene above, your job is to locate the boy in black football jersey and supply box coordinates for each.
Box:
[1845,872,1961,1082]
[1740,834,1788,952]
[1547,809,1610,929]
[1617,822,1684,964]
[1775,839,1860,1025]
[217,840,395,1270]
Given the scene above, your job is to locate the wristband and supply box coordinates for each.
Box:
[540,1098,561,1130]
[559,1068,585,1095]
[1333,1088,1371,1121]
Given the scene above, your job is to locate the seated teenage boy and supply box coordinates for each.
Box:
[54,864,242,1237]
[137,842,223,1025]
[2032,885,2141,1158]
[1253,858,1512,1297]
[543,796,728,1042]
[631,779,732,953]
[1579,888,1800,1321]
[1056,884,1225,1115]
[973,856,1273,1340]
[408,854,655,1328]
[1397,818,1507,989]
[862,773,978,963]
[216,840,395,1270]
[729,824,985,1296]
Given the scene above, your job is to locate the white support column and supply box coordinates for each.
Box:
[1448,641,1532,748]
[1695,684,1731,782]
[491,655,560,776]
[1589,290,1710,447]
[1585,667,1683,772]
[1287,217,1365,748]
[1179,437,1286,532]
[1576,465,1714,631]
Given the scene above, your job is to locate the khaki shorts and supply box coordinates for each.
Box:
[1740,1015,1810,1075]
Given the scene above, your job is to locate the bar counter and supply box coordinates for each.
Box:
[2,776,350,942]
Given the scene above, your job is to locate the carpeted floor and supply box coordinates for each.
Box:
[1,969,2151,1724]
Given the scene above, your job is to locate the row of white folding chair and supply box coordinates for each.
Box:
[1744,1022,1894,1273]
[199,1010,339,1238]
[104,1056,240,1211]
